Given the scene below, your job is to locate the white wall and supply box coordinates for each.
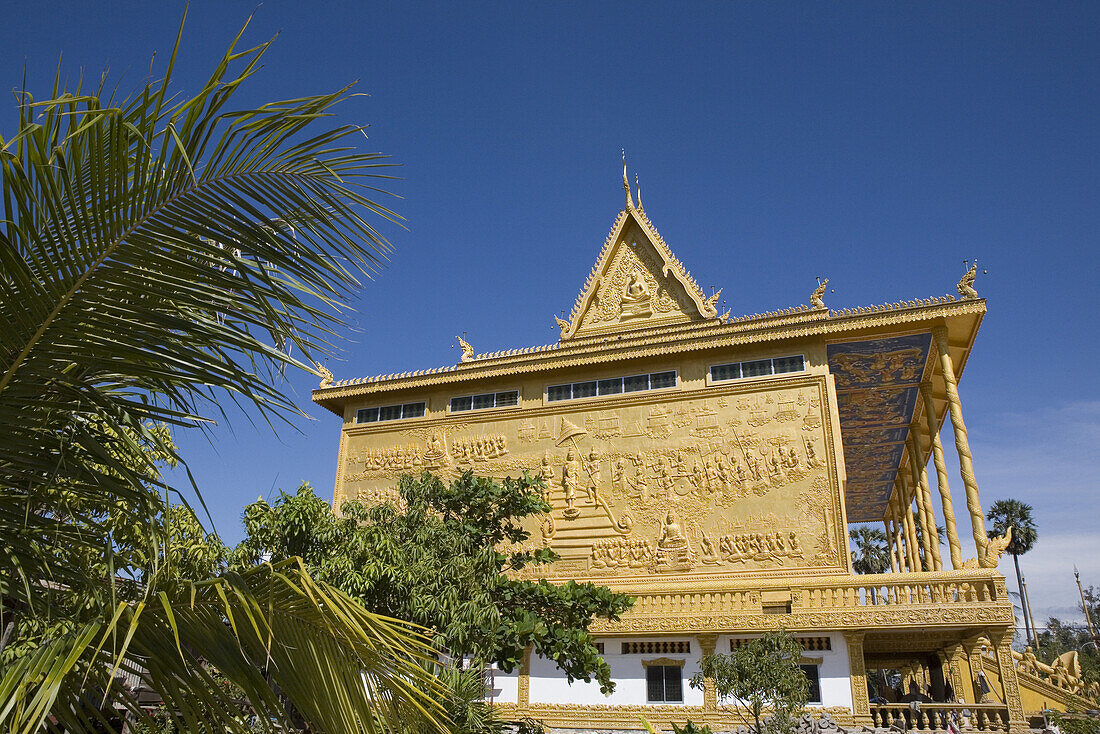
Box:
[529,636,705,707]
[489,663,519,704]
[525,632,853,711]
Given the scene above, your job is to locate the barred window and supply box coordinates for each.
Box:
[647,665,683,703]
[710,355,805,383]
[449,391,519,413]
[547,371,678,402]
[356,402,426,424]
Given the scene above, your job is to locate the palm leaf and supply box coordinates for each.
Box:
[0,14,447,733]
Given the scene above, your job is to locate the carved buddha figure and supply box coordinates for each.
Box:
[619,267,653,318]
[655,510,693,572]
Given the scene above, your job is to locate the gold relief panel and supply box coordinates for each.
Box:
[339,375,847,582]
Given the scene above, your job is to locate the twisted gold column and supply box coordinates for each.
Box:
[909,433,942,570]
[885,520,899,572]
[898,482,920,571]
[908,440,934,569]
[932,326,989,562]
[921,381,963,568]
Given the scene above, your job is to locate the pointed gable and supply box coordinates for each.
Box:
[558,206,721,341]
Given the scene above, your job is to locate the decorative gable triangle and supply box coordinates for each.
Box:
[557,207,721,341]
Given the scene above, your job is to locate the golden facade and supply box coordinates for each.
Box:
[315,180,1096,731]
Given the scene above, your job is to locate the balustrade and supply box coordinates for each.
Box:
[870,703,1009,732]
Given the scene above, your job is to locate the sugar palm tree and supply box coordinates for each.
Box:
[0,17,445,733]
[850,527,891,575]
[987,499,1039,646]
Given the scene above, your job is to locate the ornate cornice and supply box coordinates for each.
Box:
[313,298,986,412]
[494,702,855,730]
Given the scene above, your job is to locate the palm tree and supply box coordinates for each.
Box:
[987,499,1039,646]
[0,17,445,733]
[850,527,891,575]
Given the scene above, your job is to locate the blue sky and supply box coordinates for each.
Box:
[4,2,1098,626]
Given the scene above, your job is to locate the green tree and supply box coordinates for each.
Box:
[1035,586,1100,688]
[850,527,890,575]
[233,473,634,693]
[690,630,809,734]
[987,499,1039,645]
[0,16,445,733]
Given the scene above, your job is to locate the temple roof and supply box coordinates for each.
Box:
[556,205,721,340]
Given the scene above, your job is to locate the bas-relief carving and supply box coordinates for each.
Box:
[578,237,696,332]
[341,379,846,581]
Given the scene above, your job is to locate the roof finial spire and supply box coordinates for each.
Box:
[622,149,635,210]
[634,173,643,210]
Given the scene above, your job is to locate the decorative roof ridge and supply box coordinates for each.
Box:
[315,294,979,394]
[632,207,709,304]
[827,294,960,318]
[565,209,628,326]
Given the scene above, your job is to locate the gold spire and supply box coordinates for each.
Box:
[622,150,635,210]
[635,173,642,210]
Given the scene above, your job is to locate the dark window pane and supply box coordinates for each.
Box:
[378,405,402,421]
[495,391,519,407]
[547,384,571,402]
[598,378,623,396]
[647,666,664,702]
[356,407,379,423]
[710,363,740,382]
[801,665,821,702]
[623,374,649,392]
[472,393,495,410]
[572,380,597,398]
[741,359,773,377]
[773,355,805,374]
[450,396,473,412]
[402,402,425,418]
[663,666,683,702]
[650,371,676,389]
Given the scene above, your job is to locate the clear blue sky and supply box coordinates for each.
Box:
[5,2,1098,623]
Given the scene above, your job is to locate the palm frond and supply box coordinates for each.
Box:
[0,560,448,734]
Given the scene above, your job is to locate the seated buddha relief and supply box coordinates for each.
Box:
[619,267,653,319]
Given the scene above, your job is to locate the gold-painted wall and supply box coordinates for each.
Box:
[334,341,852,585]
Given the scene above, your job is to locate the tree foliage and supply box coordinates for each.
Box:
[234,472,634,692]
[849,527,890,575]
[0,13,446,732]
[986,499,1038,558]
[690,630,808,734]
[1036,586,1100,687]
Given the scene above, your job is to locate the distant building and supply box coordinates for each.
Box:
[314,173,1096,732]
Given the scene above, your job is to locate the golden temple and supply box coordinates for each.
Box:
[314,173,1097,732]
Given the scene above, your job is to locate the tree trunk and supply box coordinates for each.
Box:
[754,707,762,734]
[1013,553,1032,646]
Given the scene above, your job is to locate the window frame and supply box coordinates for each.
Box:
[544,370,679,405]
[705,353,807,386]
[447,388,521,414]
[800,663,822,704]
[355,401,427,425]
[645,664,685,703]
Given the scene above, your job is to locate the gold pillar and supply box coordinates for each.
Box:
[698,634,718,711]
[892,501,910,572]
[921,381,963,569]
[885,520,899,573]
[517,645,532,709]
[932,326,989,561]
[908,441,934,569]
[909,433,942,571]
[963,635,987,704]
[844,630,872,726]
[941,644,967,702]
[900,479,921,571]
[991,629,1027,733]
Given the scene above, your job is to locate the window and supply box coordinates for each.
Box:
[709,354,805,383]
[800,664,821,703]
[622,641,690,655]
[356,402,425,424]
[547,371,678,402]
[646,665,683,703]
[449,390,519,413]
